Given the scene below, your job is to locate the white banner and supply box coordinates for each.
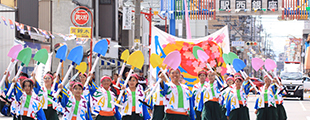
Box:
[36,52,53,86]
[150,25,230,89]
[122,7,132,30]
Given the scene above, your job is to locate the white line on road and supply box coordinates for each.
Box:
[299,101,307,111]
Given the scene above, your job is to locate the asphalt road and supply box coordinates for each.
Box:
[247,92,310,120]
[1,92,310,120]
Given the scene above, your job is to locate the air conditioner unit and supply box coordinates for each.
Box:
[72,0,92,8]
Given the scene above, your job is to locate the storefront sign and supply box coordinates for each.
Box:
[74,9,89,25]
[70,27,91,38]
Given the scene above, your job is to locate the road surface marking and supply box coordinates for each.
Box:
[299,101,307,111]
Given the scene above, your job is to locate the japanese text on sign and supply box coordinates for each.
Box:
[220,0,230,10]
[70,27,91,38]
[268,0,278,10]
[73,9,89,25]
[236,0,246,10]
[252,0,262,10]
[122,7,132,30]
[232,41,245,46]
[75,14,88,21]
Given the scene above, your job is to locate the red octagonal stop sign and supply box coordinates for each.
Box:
[74,10,89,25]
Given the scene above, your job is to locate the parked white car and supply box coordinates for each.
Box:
[303,77,310,92]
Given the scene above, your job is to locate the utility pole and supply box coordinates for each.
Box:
[134,0,141,49]
[170,0,175,36]
[249,16,253,76]
[95,0,100,85]
[182,17,186,39]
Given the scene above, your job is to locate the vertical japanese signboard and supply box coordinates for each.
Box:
[220,0,230,10]
[252,0,262,10]
[122,7,132,30]
[236,0,246,10]
[267,0,278,11]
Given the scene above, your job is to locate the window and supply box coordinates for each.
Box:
[304,77,310,82]
[100,0,111,4]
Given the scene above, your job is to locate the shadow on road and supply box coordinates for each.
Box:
[283,98,310,101]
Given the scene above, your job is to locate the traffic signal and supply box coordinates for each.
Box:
[246,41,257,46]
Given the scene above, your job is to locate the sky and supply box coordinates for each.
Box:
[260,15,304,60]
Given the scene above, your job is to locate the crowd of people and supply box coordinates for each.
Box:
[0,67,287,120]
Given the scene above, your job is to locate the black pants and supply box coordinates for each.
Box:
[152,105,164,120]
[13,116,34,120]
[229,105,250,120]
[95,114,116,120]
[122,112,143,120]
[163,113,190,120]
[202,101,221,120]
[43,106,59,120]
[220,105,227,120]
[256,103,278,120]
[195,108,202,120]
[276,104,287,120]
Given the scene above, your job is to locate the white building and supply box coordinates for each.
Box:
[0,4,16,80]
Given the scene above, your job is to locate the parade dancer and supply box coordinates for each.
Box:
[273,77,287,120]
[150,71,168,120]
[52,72,62,91]
[65,81,76,95]
[11,78,46,120]
[0,71,14,116]
[57,82,89,120]
[29,73,43,95]
[79,73,98,97]
[79,73,88,88]
[254,75,278,120]
[179,74,185,84]
[120,74,150,120]
[92,76,121,120]
[38,72,59,120]
[2,72,29,118]
[112,73,121,95]
[201,71,223,120]
[234,73,242,78]
[220,75,235,120]
[137,70,148,90]
[192,70,208,120]
[226,77,251,120]
[160,68,195,120]
[5,72,28,89]
[223,73,230,81]
[79,73,91,97]
[80,73,99,120]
